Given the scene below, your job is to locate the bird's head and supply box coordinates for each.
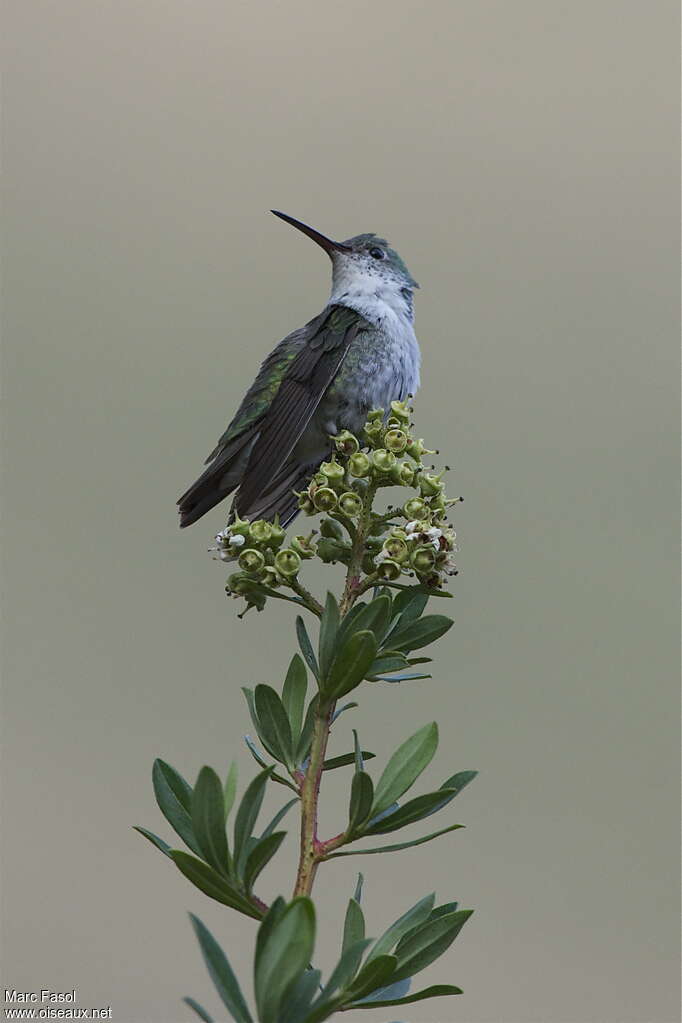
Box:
[271,211,419,319]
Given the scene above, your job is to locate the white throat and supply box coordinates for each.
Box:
[329,263,413,326]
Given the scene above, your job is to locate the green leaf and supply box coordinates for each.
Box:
[344,954,397,1001]
[342,896,365,952]
[365,789,458,835]
[335,601,368,645]
[352,976,410,1005]
[243,736,298,793]
[152,759,202,856]
[172,852,261,918]
[348,594,393,644]
[320,938,373,1001]
[278,968,321,1023]
[331,701,358,723]
[391,910,473,983]
[254,684,294,770]
[322,751,375,771]
[233,768,271,876]
[282,655,307,743]
[389,614,453,652]
[347,772,374,836]
[254,897,316,1023]
[255,897,286,971]
[326,822,465,858]
[243,831,286,891]
[295,694,319,764]
[369,672,431,683]
[223,761,238,822]
[366,894,435,963]
[353,729,363,772]
[348,983,462,1009]
[189,913,253,1023]
[325,630,378,699]
[366,654,409,676]
[296,616,319,680]
[318,592,341,679]
[183,996,214,1022]
[259,797,297,839]
[133,825,173,858]
[391,587,428,623]
[371,722,439,817]
[192,766,231,875]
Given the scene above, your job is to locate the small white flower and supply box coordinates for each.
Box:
[374,549,391,564]
[228,533,246,547]
[405,520,421,534]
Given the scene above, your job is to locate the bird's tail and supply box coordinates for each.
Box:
[177,435,254,528]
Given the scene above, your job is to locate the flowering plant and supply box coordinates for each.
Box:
[137,403,476,1022]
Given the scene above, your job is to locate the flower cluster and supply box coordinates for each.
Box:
[212,401,460,608]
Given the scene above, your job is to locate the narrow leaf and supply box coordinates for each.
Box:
[172,852,261,919]
[243,737,298,793]
[391,910,473,983]
[330,700,358,723]
[318,592,341,678]
[342,897,365,953]
[259,797,297,839]
[152,759,202,856]
[224,761,238,822]
[320,937,373,1001]
[296,615,319,679]
[183,996,215,1022]
[255,897,286,973]
[345,954,397,1001]
[278,968,321,1023]
[295,695,319,764]
[254,897,316,1023]
[352,976,411,1005]
[367,894,435,963]
[389,615,453,652]
[349,983,462,1009]
[243,831,286,891]
[189,913,253,1023]
[322,751,375,771]
[233,768,271,876]
[325,630,377,699]
[255,684,294,769]
[326,822,464,858]
[365,789,458,835]
[369,673,431,683]
[282,654,307,742]
[192,766,230,875]
[371,722,438,817]
[133,826,173,858]
[392,587,429,623]
[347,772,374,836]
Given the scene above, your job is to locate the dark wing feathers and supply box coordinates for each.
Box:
[178,305,368,528]
[235,306,364,513]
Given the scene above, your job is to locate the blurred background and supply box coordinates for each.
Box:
[2,2,679,1021]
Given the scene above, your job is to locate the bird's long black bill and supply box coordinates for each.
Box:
[270,210,351,256]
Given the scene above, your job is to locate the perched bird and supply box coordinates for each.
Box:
[177,211,421,528]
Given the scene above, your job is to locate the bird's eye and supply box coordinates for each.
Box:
[369,247,385,260]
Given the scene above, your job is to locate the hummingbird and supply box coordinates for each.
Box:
[177,211,421,529]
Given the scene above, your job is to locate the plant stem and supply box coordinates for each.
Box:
[339,481,378,616]
[286,577,324,617]
[293,699,334,897]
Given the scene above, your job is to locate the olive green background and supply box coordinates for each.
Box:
[2,2,679,1021]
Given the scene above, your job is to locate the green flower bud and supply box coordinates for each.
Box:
[349,452,371,478]
[266,520,286,548]
[351,477,369,495]
[312,486,338,512]
[297,495,315,515]
[411,545,437,572]
[320,517,344,540]
[274,548,301,577]
[238,548,266,574]
[260,566,282,589]
[333,430,360,455]
[405,437,435,462]
[376,558,401,581]
[366,408,384,423]
[249,520,273,544]
[383,536,408,564]
[419,471,445,497]
[403,497,428,519]
[384,428,408,453]
[362,553,377,574]
[316,537,349,564]
[228,516,251,538]
[320,457,346,487]
[371,448,397,475]
[338,491,363,517]
[227,571,258,595]
[290,535,316,559]
[363,421,385,448]
[390,399,411,424]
